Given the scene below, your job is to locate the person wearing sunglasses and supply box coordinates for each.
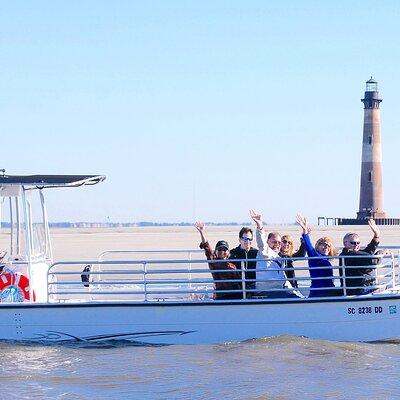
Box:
[228,226,258,298]
[339,219,380,295]
[296,214,342,297]
[279,235,306,289]
[195,222,242,300]
[249,210,300,298]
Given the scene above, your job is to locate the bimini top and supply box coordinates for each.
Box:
[0,174,106,189]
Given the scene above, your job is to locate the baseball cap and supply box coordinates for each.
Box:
[215,240,229,250]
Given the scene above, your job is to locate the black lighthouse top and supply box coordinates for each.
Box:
[362,77,382,109]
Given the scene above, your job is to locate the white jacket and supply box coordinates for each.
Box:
[255,228,287,291]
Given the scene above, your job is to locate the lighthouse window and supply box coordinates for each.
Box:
[368,171,372,182]
[368,136,372,144]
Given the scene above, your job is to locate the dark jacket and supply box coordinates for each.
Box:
[339,238,379,295]
[302,233,339,297]
[229,245,258,297]
[200,241,242,300]
[279,241,306,289]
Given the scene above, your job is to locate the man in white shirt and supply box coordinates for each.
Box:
[250,210,300,298]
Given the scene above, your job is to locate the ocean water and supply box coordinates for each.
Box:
[1,337,399,399]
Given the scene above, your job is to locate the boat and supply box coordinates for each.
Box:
[0,173,400,345]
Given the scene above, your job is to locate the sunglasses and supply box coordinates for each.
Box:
[241,237,253,241]
[350,241,360,245]
[319,242,331,247]
[282,240,292,245]
[216,247,229,252]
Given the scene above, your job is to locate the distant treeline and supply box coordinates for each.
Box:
[1,221,296,228]
[46,222,248,228]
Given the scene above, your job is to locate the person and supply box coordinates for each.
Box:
[81,265,91,287]
[250,210,299,298]
[195,222,242,300]
[228,226,258,298]
[296,214,342,297]
[279,234,306,289]
[339,219,380,295]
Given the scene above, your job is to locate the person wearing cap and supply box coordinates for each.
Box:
[195,222,242,300]
[339,219,381,295]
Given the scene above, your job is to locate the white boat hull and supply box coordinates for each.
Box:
[2,295,400,344]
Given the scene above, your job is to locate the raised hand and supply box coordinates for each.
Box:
[368,219,380,238]
[249,209,263,229]
[296,213,310,234]
[194,221,205,232]
[194,221,206,244]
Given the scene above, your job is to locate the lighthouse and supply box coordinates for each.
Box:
[356,77,386,220]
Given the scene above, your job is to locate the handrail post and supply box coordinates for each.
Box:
[397,250,400,286]
[340,262,347,297]
[188,251,192,293]
[241,261,246,299]
[375,256,380,289]
[9,197,14,255]
[46,266,50,303]
[143,262,148,301]
[391,252,396,289]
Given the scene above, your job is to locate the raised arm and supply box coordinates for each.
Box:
[295,214,316,256]
[296,214,311,235]
[368,219,380,240]
[364,218,380,254]
[292,239,306,258]
[194,221,207,244]
[250,209,266,251]
[250,209,263,230]
[195,221,213,259]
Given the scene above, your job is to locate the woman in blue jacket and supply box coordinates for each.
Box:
[296,214,342,297]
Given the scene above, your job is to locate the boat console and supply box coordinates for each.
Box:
[0,174,105,302]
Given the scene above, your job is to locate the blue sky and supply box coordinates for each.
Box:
[2,1,400,223]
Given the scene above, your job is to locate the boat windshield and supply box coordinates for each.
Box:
[26,190,51,261]
[0,188,51,262]
[0,192,26,260]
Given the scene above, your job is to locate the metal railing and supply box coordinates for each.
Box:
[45,250,400,303]
[97,249,204,295]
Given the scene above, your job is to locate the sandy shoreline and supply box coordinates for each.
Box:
[0,225,399,261]
[48,225,400,261]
